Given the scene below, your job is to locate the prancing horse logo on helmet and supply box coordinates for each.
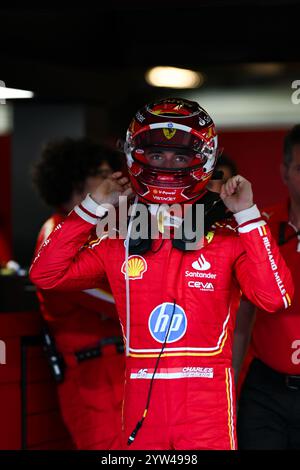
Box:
[163,125,177,140]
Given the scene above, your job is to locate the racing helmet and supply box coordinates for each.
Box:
[124,97,219,204]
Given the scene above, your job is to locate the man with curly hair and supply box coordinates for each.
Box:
[31,138,125,450]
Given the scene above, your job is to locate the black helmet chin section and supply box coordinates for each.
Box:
[128,222,152,255]
[172,192,232,251]
[128,190,232,255]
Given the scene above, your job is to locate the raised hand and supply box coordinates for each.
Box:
[220,175,254,214]
[91,172,133,207]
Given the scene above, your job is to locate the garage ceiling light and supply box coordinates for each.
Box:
[145,66,203,89]
[0,84,34,99]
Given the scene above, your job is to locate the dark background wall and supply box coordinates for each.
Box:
[0,134,12,251]
[12,104,85,266]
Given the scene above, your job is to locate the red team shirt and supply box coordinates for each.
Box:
[35,213,125,450]
[35,213,120,352]
[249,201,300,375]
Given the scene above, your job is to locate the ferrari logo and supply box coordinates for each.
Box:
[205,231,215,244]
[163,128,177,139]
[206,126,214,139]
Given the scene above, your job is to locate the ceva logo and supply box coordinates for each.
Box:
[148,302,187,344]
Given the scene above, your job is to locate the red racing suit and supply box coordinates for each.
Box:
[30,196,294,450]
[34,213,125,450]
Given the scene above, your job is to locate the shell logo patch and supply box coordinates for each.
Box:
[121,255,147,280]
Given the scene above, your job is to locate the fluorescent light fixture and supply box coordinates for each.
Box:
[0,105,13,135]
[0,86,34,99]
[145,66,203,89]
[184,87,300,129]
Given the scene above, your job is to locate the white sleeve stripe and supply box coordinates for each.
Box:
[234,204,261,225]
[238,220,266,233]
[80,193,99,215]
[74,205,98,225]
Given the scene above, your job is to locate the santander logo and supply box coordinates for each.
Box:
[192,254,211,271]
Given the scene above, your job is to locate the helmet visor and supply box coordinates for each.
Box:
[133,146,207,171]
[132,127,204,153]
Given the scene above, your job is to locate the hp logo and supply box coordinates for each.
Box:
[148,302,187,343]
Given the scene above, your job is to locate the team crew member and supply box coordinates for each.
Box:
[30,99,293,450]
[31,138,125,450]
[237,125,300,449]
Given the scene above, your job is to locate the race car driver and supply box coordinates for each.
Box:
[31,138,125,449]
[30,98,294,450]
